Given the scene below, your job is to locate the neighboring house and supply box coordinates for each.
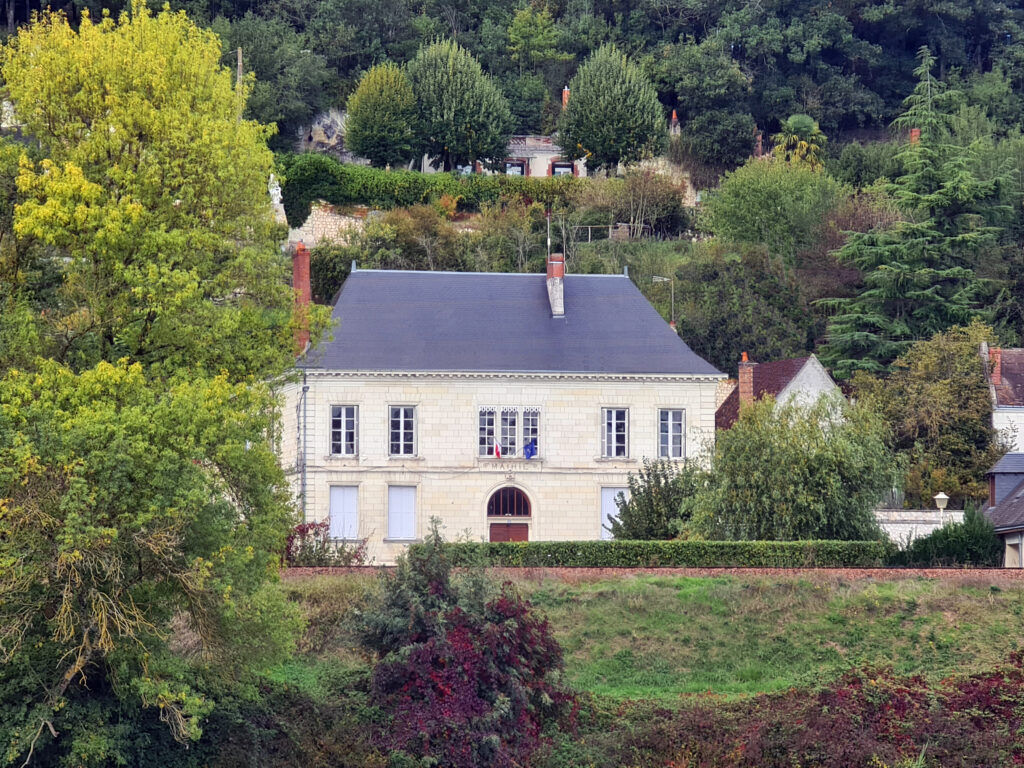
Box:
[982,344,1024,451]
[986,453,1024,567]
[278,249,723,563]
[420,135,587,178]
[715,353,840,430]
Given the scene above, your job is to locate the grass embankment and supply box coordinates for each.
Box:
[281,573,1024,701]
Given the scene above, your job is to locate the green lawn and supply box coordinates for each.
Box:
[519,575,1024,700]
[282,572,1024,701]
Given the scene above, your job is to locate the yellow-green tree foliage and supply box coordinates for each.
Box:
[0,7,316,764]
[345,62,418,168]
[3,3,313,379]
[853,321,1009,506]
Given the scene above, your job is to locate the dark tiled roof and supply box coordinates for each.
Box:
[994,349,1024,407]
[988,477,1024,532]
[990,453,1024,475]
[715,357,812,429]
[305,270,721,376]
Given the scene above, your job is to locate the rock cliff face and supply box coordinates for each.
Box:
[294,108,369,164]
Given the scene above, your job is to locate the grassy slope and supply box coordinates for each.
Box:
[521,575,1024,700]
[281,573,1024,701]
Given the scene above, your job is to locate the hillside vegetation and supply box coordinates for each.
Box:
[283,572,1024,699]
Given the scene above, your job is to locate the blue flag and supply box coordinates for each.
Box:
[523,439,537,459]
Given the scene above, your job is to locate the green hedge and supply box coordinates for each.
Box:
[420,540,894,568]
[277,152,585,226]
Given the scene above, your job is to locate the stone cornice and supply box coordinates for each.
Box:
[297,369,725,384]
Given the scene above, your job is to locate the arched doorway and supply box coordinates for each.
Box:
[487,486,530,542]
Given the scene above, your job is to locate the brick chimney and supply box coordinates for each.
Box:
[292,241,311,354]
[991,347,1002,387]
[562,86,570,108]
[909,128,921,144]
[738,351,756,405]
[547,252,565,317]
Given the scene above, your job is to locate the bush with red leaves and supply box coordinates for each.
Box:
[362,521,574,768]
[540,653,1024,768]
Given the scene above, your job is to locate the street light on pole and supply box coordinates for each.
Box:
[652,275,675,331]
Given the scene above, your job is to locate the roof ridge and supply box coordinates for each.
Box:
[350,269,628,277]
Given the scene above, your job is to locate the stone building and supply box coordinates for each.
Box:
[277,249,722,563]
[715,353,839,430]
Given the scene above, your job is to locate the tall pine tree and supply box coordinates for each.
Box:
[820,48,1006,378]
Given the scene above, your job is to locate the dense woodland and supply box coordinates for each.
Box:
[10,0,1020,156]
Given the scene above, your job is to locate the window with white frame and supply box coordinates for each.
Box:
[389,406,416,456]
[601,408,629,458]
[330,405,358,456]
[658,409,685,459]
[387,485,417,540]
[479,407,541,458]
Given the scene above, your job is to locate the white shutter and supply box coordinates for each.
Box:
[601,487,626,540]
[329,486,358,539]
[388,486,417,540]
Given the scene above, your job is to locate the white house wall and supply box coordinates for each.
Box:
[775,357,839,408]
[278,372,718,563]
[994,409,1024,452]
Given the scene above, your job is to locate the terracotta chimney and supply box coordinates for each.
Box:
[991,347,1002,387]
[292,241,311,354]
[562,86,570,108]
[909,128,921,144]
[738,351,756,406]
[669,109,680,136]
[547,252,565,317]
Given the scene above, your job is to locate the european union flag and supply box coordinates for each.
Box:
[523,439,537,459]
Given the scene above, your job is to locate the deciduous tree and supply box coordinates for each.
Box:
[344,62,418,167]
[407,39,514,172]
[852,322,1009,507]
[687,396,896,541]
[557,43,666,173]
[4,3,317,380]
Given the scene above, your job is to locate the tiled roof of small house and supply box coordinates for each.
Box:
[988,476,1024,532]
[715,357,812,430]
[992,348,1024,407]
[304,269,722,376]
[990,453,1024,475]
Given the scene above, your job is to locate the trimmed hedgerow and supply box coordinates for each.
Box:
[277,151,584,226]
[422,539,894,568]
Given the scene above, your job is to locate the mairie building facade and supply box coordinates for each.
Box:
[278,252,723,564]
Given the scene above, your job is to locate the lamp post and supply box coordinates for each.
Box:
[652,275,675,330]
[934,492,950,523]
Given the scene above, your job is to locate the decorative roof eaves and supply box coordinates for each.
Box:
[300,369,725,383]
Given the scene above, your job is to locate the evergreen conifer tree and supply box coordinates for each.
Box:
[820,47,1006,377]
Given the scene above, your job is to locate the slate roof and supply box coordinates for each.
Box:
[993,349,1024,407]
[989,453,1024,475]
[988,477,1024,532]
[715,357,811,429]
[304,270,721,376]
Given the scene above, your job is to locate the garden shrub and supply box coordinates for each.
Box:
[536,654,1024,768]
[361,522,574,767]
[429,539,894,568]
[887,506,1003,567]
[278,152,583,226]
[285,520,368,566]
[607,458,704,540]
